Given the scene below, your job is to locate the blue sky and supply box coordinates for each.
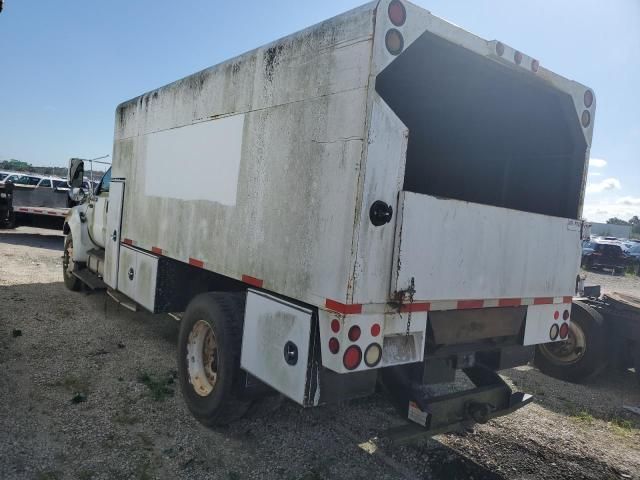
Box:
[0,0,638,222]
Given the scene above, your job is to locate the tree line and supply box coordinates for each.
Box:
[607,216,640,236]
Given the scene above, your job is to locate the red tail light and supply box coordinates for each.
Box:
[388,0,406,26]
[559,323,569,339]
[562,309,570,321]
[371,323,381,337]
[331,319,340,333]
[581,110,591,127]
[531,59,539,72]
[348,325,361,342]
[514,51,523,65]
[584,89,594,107]
[343,345,362,370]
[329,337,340,354]
[554,310,560,320]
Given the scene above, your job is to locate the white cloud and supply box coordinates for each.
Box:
[588,172,602,177]
[589,158,607,168]
[616,196,640,206]
[585,177,621,194]
[583,197,640,223]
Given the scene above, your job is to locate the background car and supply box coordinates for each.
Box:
[581,240,630,274]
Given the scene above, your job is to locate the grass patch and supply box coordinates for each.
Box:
[610,417,635,435]
[137,372,175,401]
[571,410,594,424]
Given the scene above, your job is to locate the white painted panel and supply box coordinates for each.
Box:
[118,245,137,301]
[394,192,581,301]
[144,115,245,206]
[241,290,312,405]
[117,245,158,312]
[523,303,571,346]
[104,181,125,289]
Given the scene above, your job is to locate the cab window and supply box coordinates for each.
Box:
[96,168,111,195]
[38,179,52,188]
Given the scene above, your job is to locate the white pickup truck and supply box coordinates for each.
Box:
[63,0,595,433]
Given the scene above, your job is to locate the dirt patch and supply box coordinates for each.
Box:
[0,226,639,479]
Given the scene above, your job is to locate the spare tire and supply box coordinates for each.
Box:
[535,301,608,383]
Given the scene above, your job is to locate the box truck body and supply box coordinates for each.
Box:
[64,0,595,431]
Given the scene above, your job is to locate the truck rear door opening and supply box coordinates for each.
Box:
[376,29,587,220]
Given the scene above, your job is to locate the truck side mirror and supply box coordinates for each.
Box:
[68,158,85,188]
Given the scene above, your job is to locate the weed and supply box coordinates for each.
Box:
[571,411,594,424]
[610,417,635,435]
[138,372,175,401]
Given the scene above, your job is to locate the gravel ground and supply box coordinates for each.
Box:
[582,268,640,296]
[1,225,639,480]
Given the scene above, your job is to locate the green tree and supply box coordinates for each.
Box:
[606,217,630,225]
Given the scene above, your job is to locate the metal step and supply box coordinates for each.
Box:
[87,248,105,261]
[106,289,137,312]
[72,268,108,290]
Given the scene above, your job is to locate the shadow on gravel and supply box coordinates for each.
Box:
[0,231,62,251]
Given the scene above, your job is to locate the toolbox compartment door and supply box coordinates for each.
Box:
[241,290,317,406]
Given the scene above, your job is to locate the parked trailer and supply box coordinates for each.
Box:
[0,181,15,228]
[63,0,595,433]
[536,291,640,385]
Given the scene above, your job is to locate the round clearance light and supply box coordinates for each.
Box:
[329,337,340,354]
[554,310,560,320]
[348,325,361,342]
[584,89,594,108]
[581,110,591,128]
[371,323,381,337]
[343,345,362,370]
[388,0,406,27]
[514,51,523,65]
[331,319,340,333]
[531,59,539,72]
[385,29,404,56]
[364,343,382,368]
[563,309,570,321]
[495,41,505,57]
[549,324,559,341]
[559,323,570,339]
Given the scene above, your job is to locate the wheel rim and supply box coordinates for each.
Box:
[186,320,219,397]
[63,239,75,278]
[538,321,587,365]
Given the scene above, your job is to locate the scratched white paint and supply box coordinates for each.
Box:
[144,115,245,206]
[393,192,582,301]
[106,0,593,319]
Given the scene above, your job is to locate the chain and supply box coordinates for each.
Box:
[405,277,415,336]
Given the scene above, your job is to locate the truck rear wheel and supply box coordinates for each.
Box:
[62,235,82,291]
[534,302,607,383]
[177,292,251,427]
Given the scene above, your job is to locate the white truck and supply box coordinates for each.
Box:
[63,0,595,433]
